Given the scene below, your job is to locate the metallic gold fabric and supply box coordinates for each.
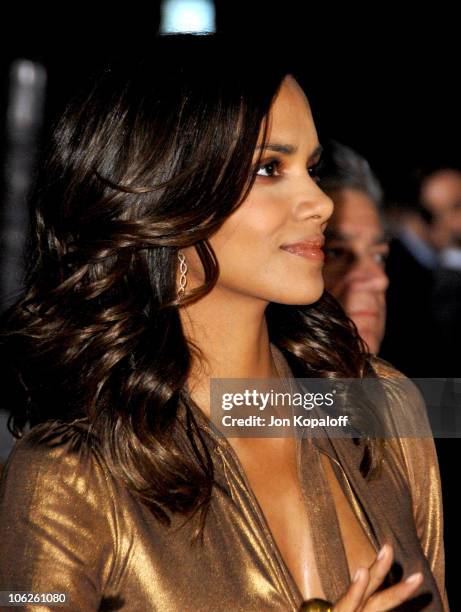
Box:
[0,346,448,611]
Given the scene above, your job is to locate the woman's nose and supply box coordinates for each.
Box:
[294,182,334,226]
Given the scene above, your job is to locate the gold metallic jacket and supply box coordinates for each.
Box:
[0,347,448,611]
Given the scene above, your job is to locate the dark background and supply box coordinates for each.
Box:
[2,3,460,200]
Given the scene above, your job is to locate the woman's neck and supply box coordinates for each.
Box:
[179,288,279,417]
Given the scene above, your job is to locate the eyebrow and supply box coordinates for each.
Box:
[256,142,323,162]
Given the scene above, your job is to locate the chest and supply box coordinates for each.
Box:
[115,433,431,611]
[229,437,378,602]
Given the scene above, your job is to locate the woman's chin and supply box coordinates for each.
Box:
[270,286,325,306]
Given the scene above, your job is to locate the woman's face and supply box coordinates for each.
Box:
[184,76,334,306]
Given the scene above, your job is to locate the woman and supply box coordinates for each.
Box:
[0,34,447,611]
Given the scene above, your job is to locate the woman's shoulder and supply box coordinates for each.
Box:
[5,418,99,466]
[0,419,123,562]
[1,418,116,506]
[367,354,407,379]
[366,355,432,437]
[366,356,440,503]
[0,419,123,603]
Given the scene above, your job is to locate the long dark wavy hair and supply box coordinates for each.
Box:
[0,34,383,539]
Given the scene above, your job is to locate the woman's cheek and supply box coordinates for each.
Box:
[241,193,290,236]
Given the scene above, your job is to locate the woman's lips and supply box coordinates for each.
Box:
[280,240,325,261]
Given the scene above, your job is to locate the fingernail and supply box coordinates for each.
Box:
[353,568,363,583]
[405,572,422,584]
[377,545,387,560]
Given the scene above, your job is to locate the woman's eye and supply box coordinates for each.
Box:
[256,160,281,178]
[308,160,323,183]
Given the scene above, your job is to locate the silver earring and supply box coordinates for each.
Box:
[177,250,188,299]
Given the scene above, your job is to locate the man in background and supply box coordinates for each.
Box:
[321,141,390,356]
[422,168,461,377]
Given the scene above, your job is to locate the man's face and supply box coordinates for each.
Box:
[323,188,389,354]
[420,169,461,250]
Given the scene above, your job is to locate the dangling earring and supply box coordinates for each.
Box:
[177,250,188,300]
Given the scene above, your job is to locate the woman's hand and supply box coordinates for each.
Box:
[332,543,423,611]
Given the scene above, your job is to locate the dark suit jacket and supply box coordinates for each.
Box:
[380,236,441,377]
[431,266,461,377]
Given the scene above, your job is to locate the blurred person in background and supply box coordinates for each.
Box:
[379,197,439,378]
[421,168,461,377]
[381,167,461,611]
[412,168,461,612]
[420,168,461,256]
[321,141,390,356]
[380,166,461,378]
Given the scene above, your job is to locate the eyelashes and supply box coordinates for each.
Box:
[308,156,326,181]
[255,159,282,178]
[254,155,325,182]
